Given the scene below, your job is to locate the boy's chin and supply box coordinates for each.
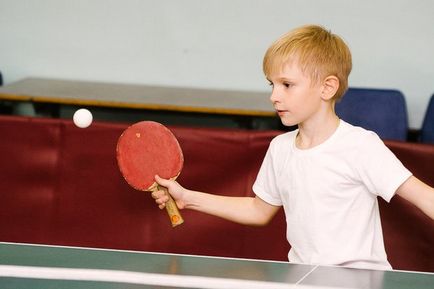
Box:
[280,119,299,127]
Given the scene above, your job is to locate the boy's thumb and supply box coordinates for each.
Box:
[155,175,169,186]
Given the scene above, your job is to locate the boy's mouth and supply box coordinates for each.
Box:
[275,109,287,115]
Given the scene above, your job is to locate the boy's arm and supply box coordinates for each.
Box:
[396,176,434,220]
[152,175,280,226]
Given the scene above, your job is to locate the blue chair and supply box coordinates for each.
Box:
[420,94,434,144]
[336,88,408,141]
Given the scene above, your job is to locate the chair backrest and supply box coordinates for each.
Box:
[420,94,434,144]
[0,71,3,86]
[336,88,408,141]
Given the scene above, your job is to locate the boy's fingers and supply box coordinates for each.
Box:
[151,190,166,199]
[152,177,171,210]
[155,195,168,203]
[152,193,169,206]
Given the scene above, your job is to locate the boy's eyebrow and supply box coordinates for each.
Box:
[268,76,295,82]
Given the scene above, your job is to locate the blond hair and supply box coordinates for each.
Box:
[263,25,352,100]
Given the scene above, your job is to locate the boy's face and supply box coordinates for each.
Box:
[267,61,323,127]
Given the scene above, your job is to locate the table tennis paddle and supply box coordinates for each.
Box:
[116,121,184,227]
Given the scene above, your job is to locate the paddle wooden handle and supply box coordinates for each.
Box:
[158,185,184,227]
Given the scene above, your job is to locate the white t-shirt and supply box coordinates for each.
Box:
[253,120,412,270]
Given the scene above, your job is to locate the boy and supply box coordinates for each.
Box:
[152,25,434,270]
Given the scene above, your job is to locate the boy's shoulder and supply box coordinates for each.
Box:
[338,121,380,142]
[334,121,386,154]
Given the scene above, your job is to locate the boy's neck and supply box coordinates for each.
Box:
[295,112,340,150]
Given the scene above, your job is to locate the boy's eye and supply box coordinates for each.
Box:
[283,82,292,88]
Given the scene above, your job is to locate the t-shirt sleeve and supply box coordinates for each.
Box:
[355,132,412,202]
[252,142,283,206]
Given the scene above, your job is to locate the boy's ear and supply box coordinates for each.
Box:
[321,75,339,100]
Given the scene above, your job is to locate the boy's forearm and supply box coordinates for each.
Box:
[418,185,434,220]
[183,190,277,226]
[396,176,434,220]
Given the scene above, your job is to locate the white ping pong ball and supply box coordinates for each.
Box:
[73,108,93,128]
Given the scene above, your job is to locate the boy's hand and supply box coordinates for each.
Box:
[152,175,187,210]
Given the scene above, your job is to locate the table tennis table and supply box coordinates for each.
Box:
[0,242,432,289]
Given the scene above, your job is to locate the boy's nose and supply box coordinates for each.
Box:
[269,90,279,104]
